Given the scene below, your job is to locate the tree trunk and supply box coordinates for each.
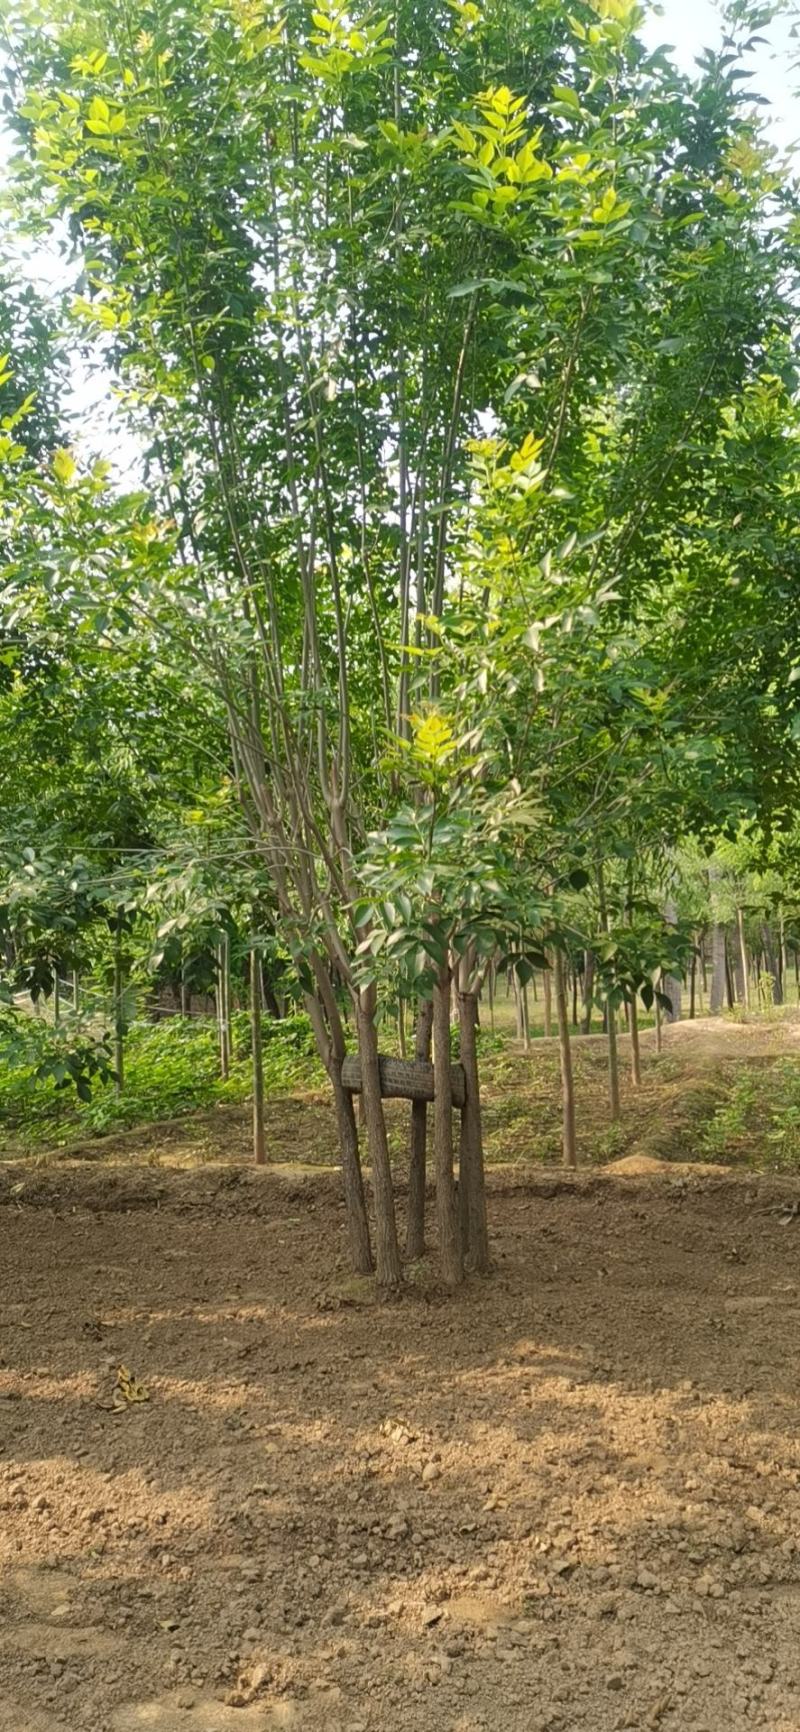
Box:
[304,983,372,1276]
[762,923,782,1004]
[180,961,189,1019]
[487,961,495,1035]
[655,989,663,1053]
[581,950,594,1035]
[397,997,407,1058]
[433,962,463,1287]
[709,923,727,1014]
[53,972,60,1027]
[217,937,230,1080]
[512,970,524,1040]
[250,944,266,1165]
[725,938,735,1010]
[73,971,80,1015]
[522,979,531,1049]
[406,998,432,1261]
[571,963,579,1031]
[629,992,642,1086]
[542,964,552,1039]
[779,915,787,1001]
[553,947,577,1165]
[596,864,620,1121]
[736,907,750,1010]
[457,982,489,1271]
[113,924,125,1098]
[332,1068,373,1274]
[356,995,402,1287]
[689,949,697,1020]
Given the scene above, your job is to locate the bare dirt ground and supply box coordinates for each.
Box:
[3,1160,800,1732]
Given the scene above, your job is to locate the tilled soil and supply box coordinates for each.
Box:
[2,1166,800,1732]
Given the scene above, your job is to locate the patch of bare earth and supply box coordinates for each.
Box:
[2,1166,800,1732]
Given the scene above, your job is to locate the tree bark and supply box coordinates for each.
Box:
[761,923,782,1004]
[406,997,432,1261]
[553,946,577,1165]
[709,923,727,1014]
[433,962,463,1287]
[457,981,489,1270]
[113,923,125,1098]
[53,971,60,1027]
[581,950,594,1035]
[250,944,266,1165]
[736,907,750,1010]
[304,986,372,1275]
[542,964,552,1039]
[356,994,402,1287]
[217,936,230,1080]
[596,864,620,1121]
[689,949,697,1020]
[629,992,642,1086]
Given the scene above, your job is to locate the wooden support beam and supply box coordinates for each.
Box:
[341,1053,466,1110]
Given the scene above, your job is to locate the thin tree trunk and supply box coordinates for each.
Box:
[629,992,642,1086]
[542,964,552,1039]
[736,907,750,1009]
[581,951,594,1035]
[113,923,124,1097]
[512,969,523,1039]
[762,923,782,1004]
[457,978,489,1271]
[488,961,495,1035]
[250,944,266,1165]
[406,997,432,1261]
[779,914,787,1001]
[180,961,189,1019]
[709,923,727,1014]
[53,972,60,1027]
[433,962,463,1287]
[217,937,230,1080]
[332,1069,373,1274]
[73,971,79,1014]
[522,980,531,1049]
[689,949,697,1020]
[655,990,663,1053]
[398,997,407,1058]
[553,947,577,1165]
[571,963,579,1031]
[725,938,735,1010]
[596,864,620,1121]
[356,995,402,1286]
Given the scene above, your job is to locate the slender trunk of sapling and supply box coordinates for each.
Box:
[406,997,432,1261]
[250,944,266,1165]
[629,993,642,1087]
[356,992,402,1288]
[113,923,125,1098]
[736,908,750,1011]
[543,962,552,1039]
[553,947,577,1166]
[433,961,463,1288]
[457,970,489,1271]
[596,864,620,1121]
[582,951,594,1035]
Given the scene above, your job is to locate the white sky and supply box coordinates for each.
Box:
[1,0,798,479]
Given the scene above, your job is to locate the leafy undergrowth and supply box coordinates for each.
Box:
[3,1007,799,1174]
[701,1057,800,1169]
[0,1012,322,1152]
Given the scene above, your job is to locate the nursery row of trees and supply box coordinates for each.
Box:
[2,0,800,1282]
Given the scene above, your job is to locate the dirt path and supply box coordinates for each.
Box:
[2,1170,800,1732]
